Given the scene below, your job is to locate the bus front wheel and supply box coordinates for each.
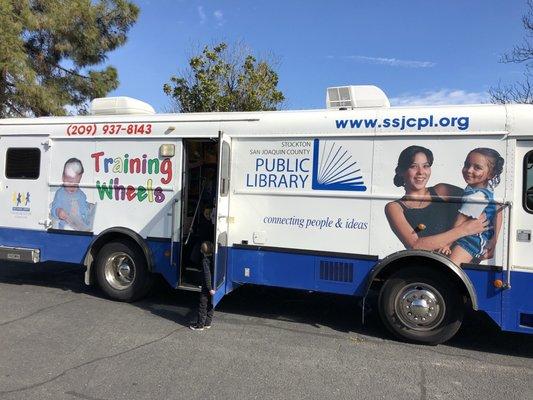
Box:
[378,266,464,345]
[95,239,153,302]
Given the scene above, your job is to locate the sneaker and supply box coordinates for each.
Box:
[189,324,205,331]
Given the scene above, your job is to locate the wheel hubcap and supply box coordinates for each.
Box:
[395,283,445,331]
[104,252,136,291]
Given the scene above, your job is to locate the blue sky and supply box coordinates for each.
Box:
[106,0,529,111]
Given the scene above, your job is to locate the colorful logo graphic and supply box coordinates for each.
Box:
[312,139,367,191]
[11,192,31,212]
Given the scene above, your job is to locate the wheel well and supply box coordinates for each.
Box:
[369,256,473,308]
[84,230,152,285]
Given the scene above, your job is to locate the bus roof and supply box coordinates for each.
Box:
[0,102,531,138]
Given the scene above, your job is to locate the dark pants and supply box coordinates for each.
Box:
[197,290,213,327]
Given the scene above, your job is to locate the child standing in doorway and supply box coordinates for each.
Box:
[446,148,504,265]
[51,158,91,231]
[190,241,215,331]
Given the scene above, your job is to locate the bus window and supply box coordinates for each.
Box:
[5,148,41,179]
[524,150,533,212]
[219,141,230,197]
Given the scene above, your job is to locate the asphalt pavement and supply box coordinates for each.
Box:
[0,261,532,400]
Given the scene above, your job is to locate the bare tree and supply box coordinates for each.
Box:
[490,0,533,104]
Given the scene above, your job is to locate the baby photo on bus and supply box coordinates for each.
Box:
[50,158,96,232]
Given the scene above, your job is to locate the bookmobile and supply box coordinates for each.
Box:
[1,85,532,345]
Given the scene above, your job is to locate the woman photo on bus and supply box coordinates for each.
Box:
[442,148,504,265]
[384,145,489,253]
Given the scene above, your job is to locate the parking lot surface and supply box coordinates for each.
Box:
[0,261,532,400]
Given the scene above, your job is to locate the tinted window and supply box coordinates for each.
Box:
[5,148,41,179]
[219,141,230,197]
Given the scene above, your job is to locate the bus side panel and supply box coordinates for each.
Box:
[0,227,92,264]
[147,238,177,288]
[45,137,181,286]
[502,270,533,334]
[229,246,376,296]
[369,137,508,269]
[87,138,178,239]
[228,137,373,255]
[463,267,503,326]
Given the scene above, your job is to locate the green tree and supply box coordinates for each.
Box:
[0,0,139,117]
[490,0,533,103]
[163,42,285,112]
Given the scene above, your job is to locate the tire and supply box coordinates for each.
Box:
[378,266,464,345]
[95,239,153,302]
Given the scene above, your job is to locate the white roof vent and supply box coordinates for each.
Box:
[90,96,155,115]
[326,85,390,109]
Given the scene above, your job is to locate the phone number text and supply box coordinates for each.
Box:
[66,123,153,136]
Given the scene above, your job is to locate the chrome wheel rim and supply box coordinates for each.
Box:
[394,282,445,331]
[104,252,136,290]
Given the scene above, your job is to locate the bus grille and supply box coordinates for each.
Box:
[319,261,354,283]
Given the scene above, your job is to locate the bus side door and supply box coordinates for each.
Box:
[506,140,533,332]
[213,132,232,306]
[513,141,533,270]
[0,135,51,233]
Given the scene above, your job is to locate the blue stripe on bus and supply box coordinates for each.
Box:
[463,268,533,334]
[0,228,178,287]
[0,227,93,264]
[228,246,533,334]
[227,246,376,296]
[147,239,177,288]
[502,270,533,334]
[463,268,503,327]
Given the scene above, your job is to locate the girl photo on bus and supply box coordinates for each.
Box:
[384,145,490,260]
[445,148,505,265]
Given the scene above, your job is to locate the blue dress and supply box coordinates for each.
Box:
[455,186,496,258]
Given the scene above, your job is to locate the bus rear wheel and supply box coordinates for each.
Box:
[378,266,464,345]
[95,239,152,302]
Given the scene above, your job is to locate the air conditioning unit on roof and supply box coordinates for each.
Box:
[326,85,390,109]
[90,96,155,115]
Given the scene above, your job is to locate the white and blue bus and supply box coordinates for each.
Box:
[1,85,531,344]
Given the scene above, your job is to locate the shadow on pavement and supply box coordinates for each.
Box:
[448,310,533,357]
[1,260,532,357]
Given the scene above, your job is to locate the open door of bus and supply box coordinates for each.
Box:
[213,132,232,306]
